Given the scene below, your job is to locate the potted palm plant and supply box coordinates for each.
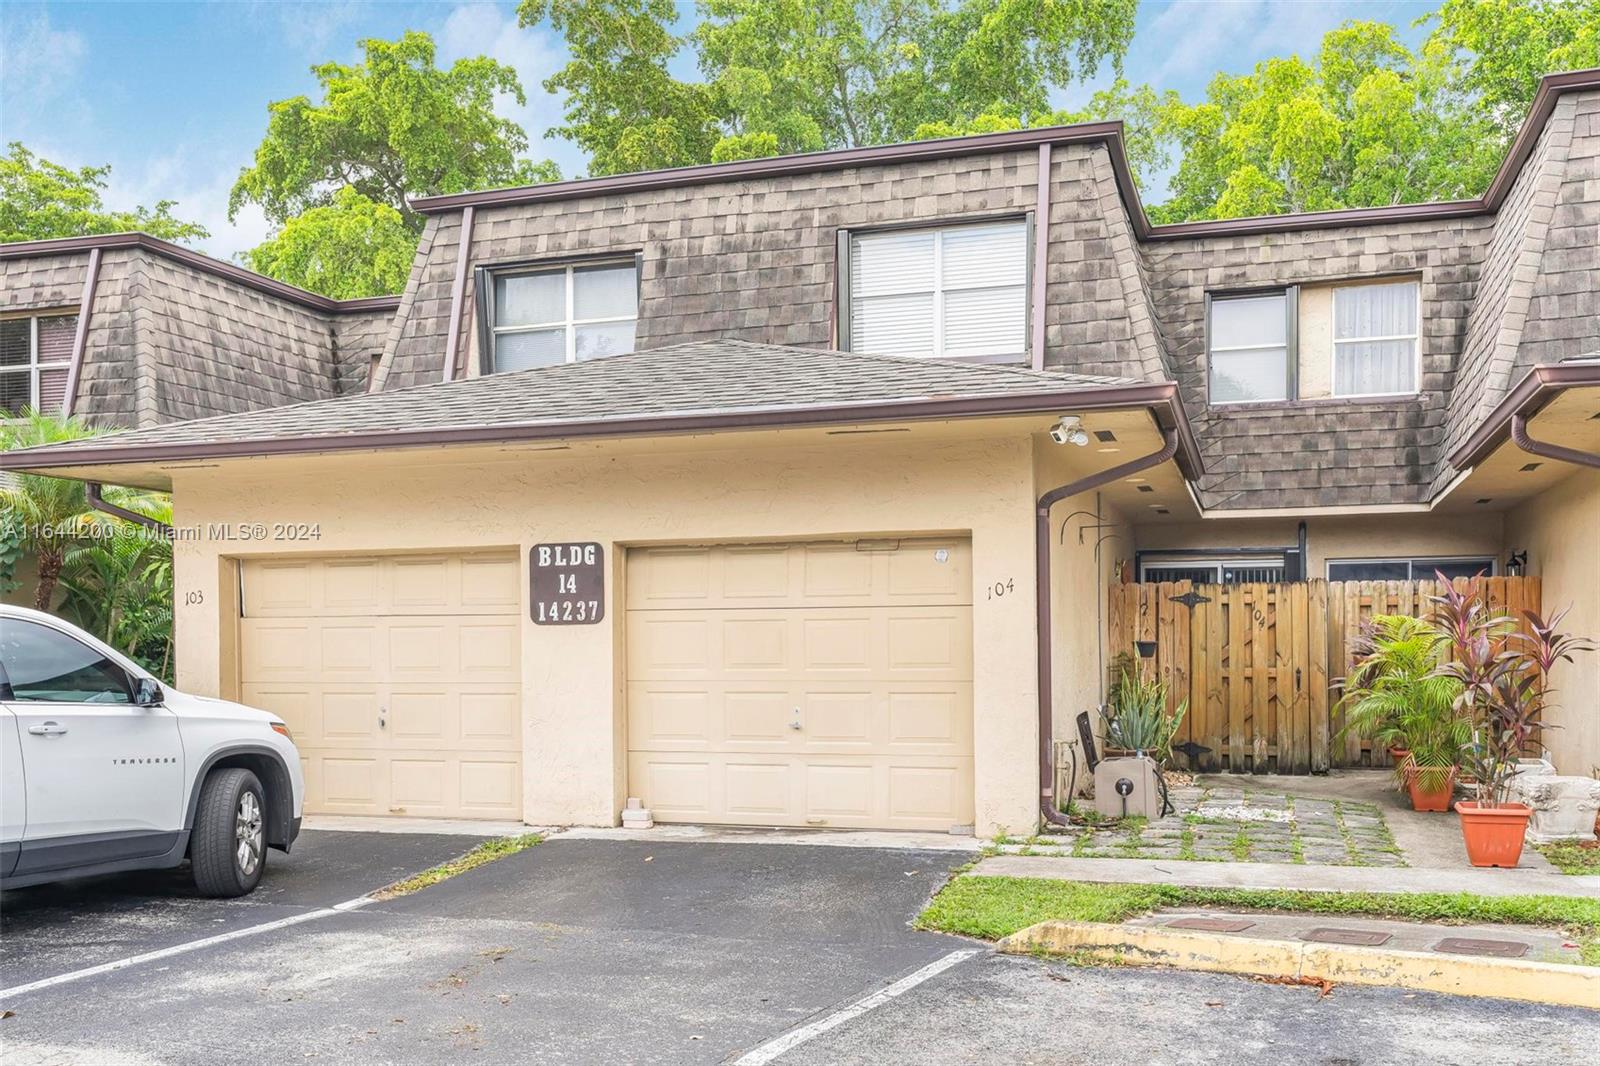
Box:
[1432,579,1594,867]
[1335,615,1465,810]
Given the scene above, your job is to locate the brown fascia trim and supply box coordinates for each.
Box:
[0,233,402,315]
[408,69,1600,242]
[0,381,1204,480]
[1447,361,1600,471]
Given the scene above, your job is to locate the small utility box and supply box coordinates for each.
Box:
[1092,756,1162,820]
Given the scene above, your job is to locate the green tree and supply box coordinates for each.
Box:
[1425,0,1600,137]
[519,0,724,175]
[58,497,175,681]
[0,143,208,244]
[1149,2,1596,223]
[911,78,1177,188]
[0,409,103,610]
[231,31,559,234]
[242,187,415,299]
[519,0,1137,173]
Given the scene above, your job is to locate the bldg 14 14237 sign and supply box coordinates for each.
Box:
[531,543,604,625]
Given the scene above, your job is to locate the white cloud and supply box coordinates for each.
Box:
[97,147,273,263]
[437,3,580,176]
[0,8,88,132]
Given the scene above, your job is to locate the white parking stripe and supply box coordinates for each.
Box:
[733,949,980,1065]
[0,896,371,1001]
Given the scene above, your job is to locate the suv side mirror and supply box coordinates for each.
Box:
[134,677,164,707]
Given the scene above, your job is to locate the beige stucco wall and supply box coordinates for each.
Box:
[1503,467,1600,776]
[167,430,1047,835]
[1135,513,1504,577]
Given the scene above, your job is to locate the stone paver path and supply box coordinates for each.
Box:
[1002,783,1407,867]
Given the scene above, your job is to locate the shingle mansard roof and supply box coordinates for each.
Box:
[0,340,1195,470]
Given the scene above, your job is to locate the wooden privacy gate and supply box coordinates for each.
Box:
[1105,577,1543,774]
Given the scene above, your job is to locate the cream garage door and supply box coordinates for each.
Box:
[239,552,522,819]
[626,539,974,831]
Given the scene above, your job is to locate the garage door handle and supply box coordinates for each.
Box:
[28,721,67,736]
[790,708,802,730]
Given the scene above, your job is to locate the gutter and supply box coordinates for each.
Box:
[86,483,172,536]
[1447,361,1600,472]
[0,381,1203,477]
[1512,413,1600,470]
[0,233,401,316]
[1035,429,1179,827]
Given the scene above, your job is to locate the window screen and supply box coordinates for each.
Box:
[1209,293,1288,403]
[848,221,1027,359]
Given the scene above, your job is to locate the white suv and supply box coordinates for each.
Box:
[0,605,304,897]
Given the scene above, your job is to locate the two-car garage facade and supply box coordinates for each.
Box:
[234,537,976,832]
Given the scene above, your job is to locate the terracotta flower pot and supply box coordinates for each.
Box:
[1406,766,1457,812]
[1456,801,1532,868]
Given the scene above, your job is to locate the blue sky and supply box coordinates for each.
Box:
[2,1,1432,261]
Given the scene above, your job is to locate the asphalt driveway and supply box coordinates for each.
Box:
[0,830,487,991]
[0,835,970,1065]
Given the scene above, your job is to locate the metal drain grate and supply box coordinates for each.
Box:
[1301,927,1392,946]
[1433,937,1529,958]
[1168,916,1257,933]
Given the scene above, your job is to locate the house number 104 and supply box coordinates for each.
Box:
[987,578,1015,600]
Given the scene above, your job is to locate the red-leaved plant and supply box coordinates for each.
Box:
[1430,574,1595,806]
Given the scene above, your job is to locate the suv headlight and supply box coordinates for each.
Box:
[270,721,294,741]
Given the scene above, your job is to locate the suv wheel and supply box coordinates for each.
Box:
[191,768,267,897]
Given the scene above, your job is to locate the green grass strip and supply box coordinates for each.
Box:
[372,833,543,900]
[1535,842,1600,876]
[914,875,1600,965]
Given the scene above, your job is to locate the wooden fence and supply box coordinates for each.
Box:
[1105,577,1542,774]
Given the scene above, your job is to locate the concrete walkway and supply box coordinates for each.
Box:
[1197,771,1559,872]
[976,853,1600,898]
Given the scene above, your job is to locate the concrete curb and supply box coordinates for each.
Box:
[997,920,1600,1010]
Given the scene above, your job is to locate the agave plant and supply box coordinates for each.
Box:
[1104,664,1188,763]
[1335,614,1465,788]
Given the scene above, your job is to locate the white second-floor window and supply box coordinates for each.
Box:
[1333,280,1419,396]
[847,221,1027,359]
[488,261,638,372]
[1208,292,1289,403]
[1,313,76,418]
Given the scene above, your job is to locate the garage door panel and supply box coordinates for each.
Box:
[320,691,384,742]
[628,680,971,755]
[457,759,520,815]
[725,762,793,816]
[319,756,381,811]
[627,540,971,611]
[320,625,379,673]
[629,608,972,682]
[323,559,383,609]
[242,623,312,677]
[627,538,973,831]
[888,765,968,821]
[240,553,522,821]
[804,762,874,817]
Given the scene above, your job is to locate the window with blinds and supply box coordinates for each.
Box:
[845,220,1028,359]
[1,314,76,418]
